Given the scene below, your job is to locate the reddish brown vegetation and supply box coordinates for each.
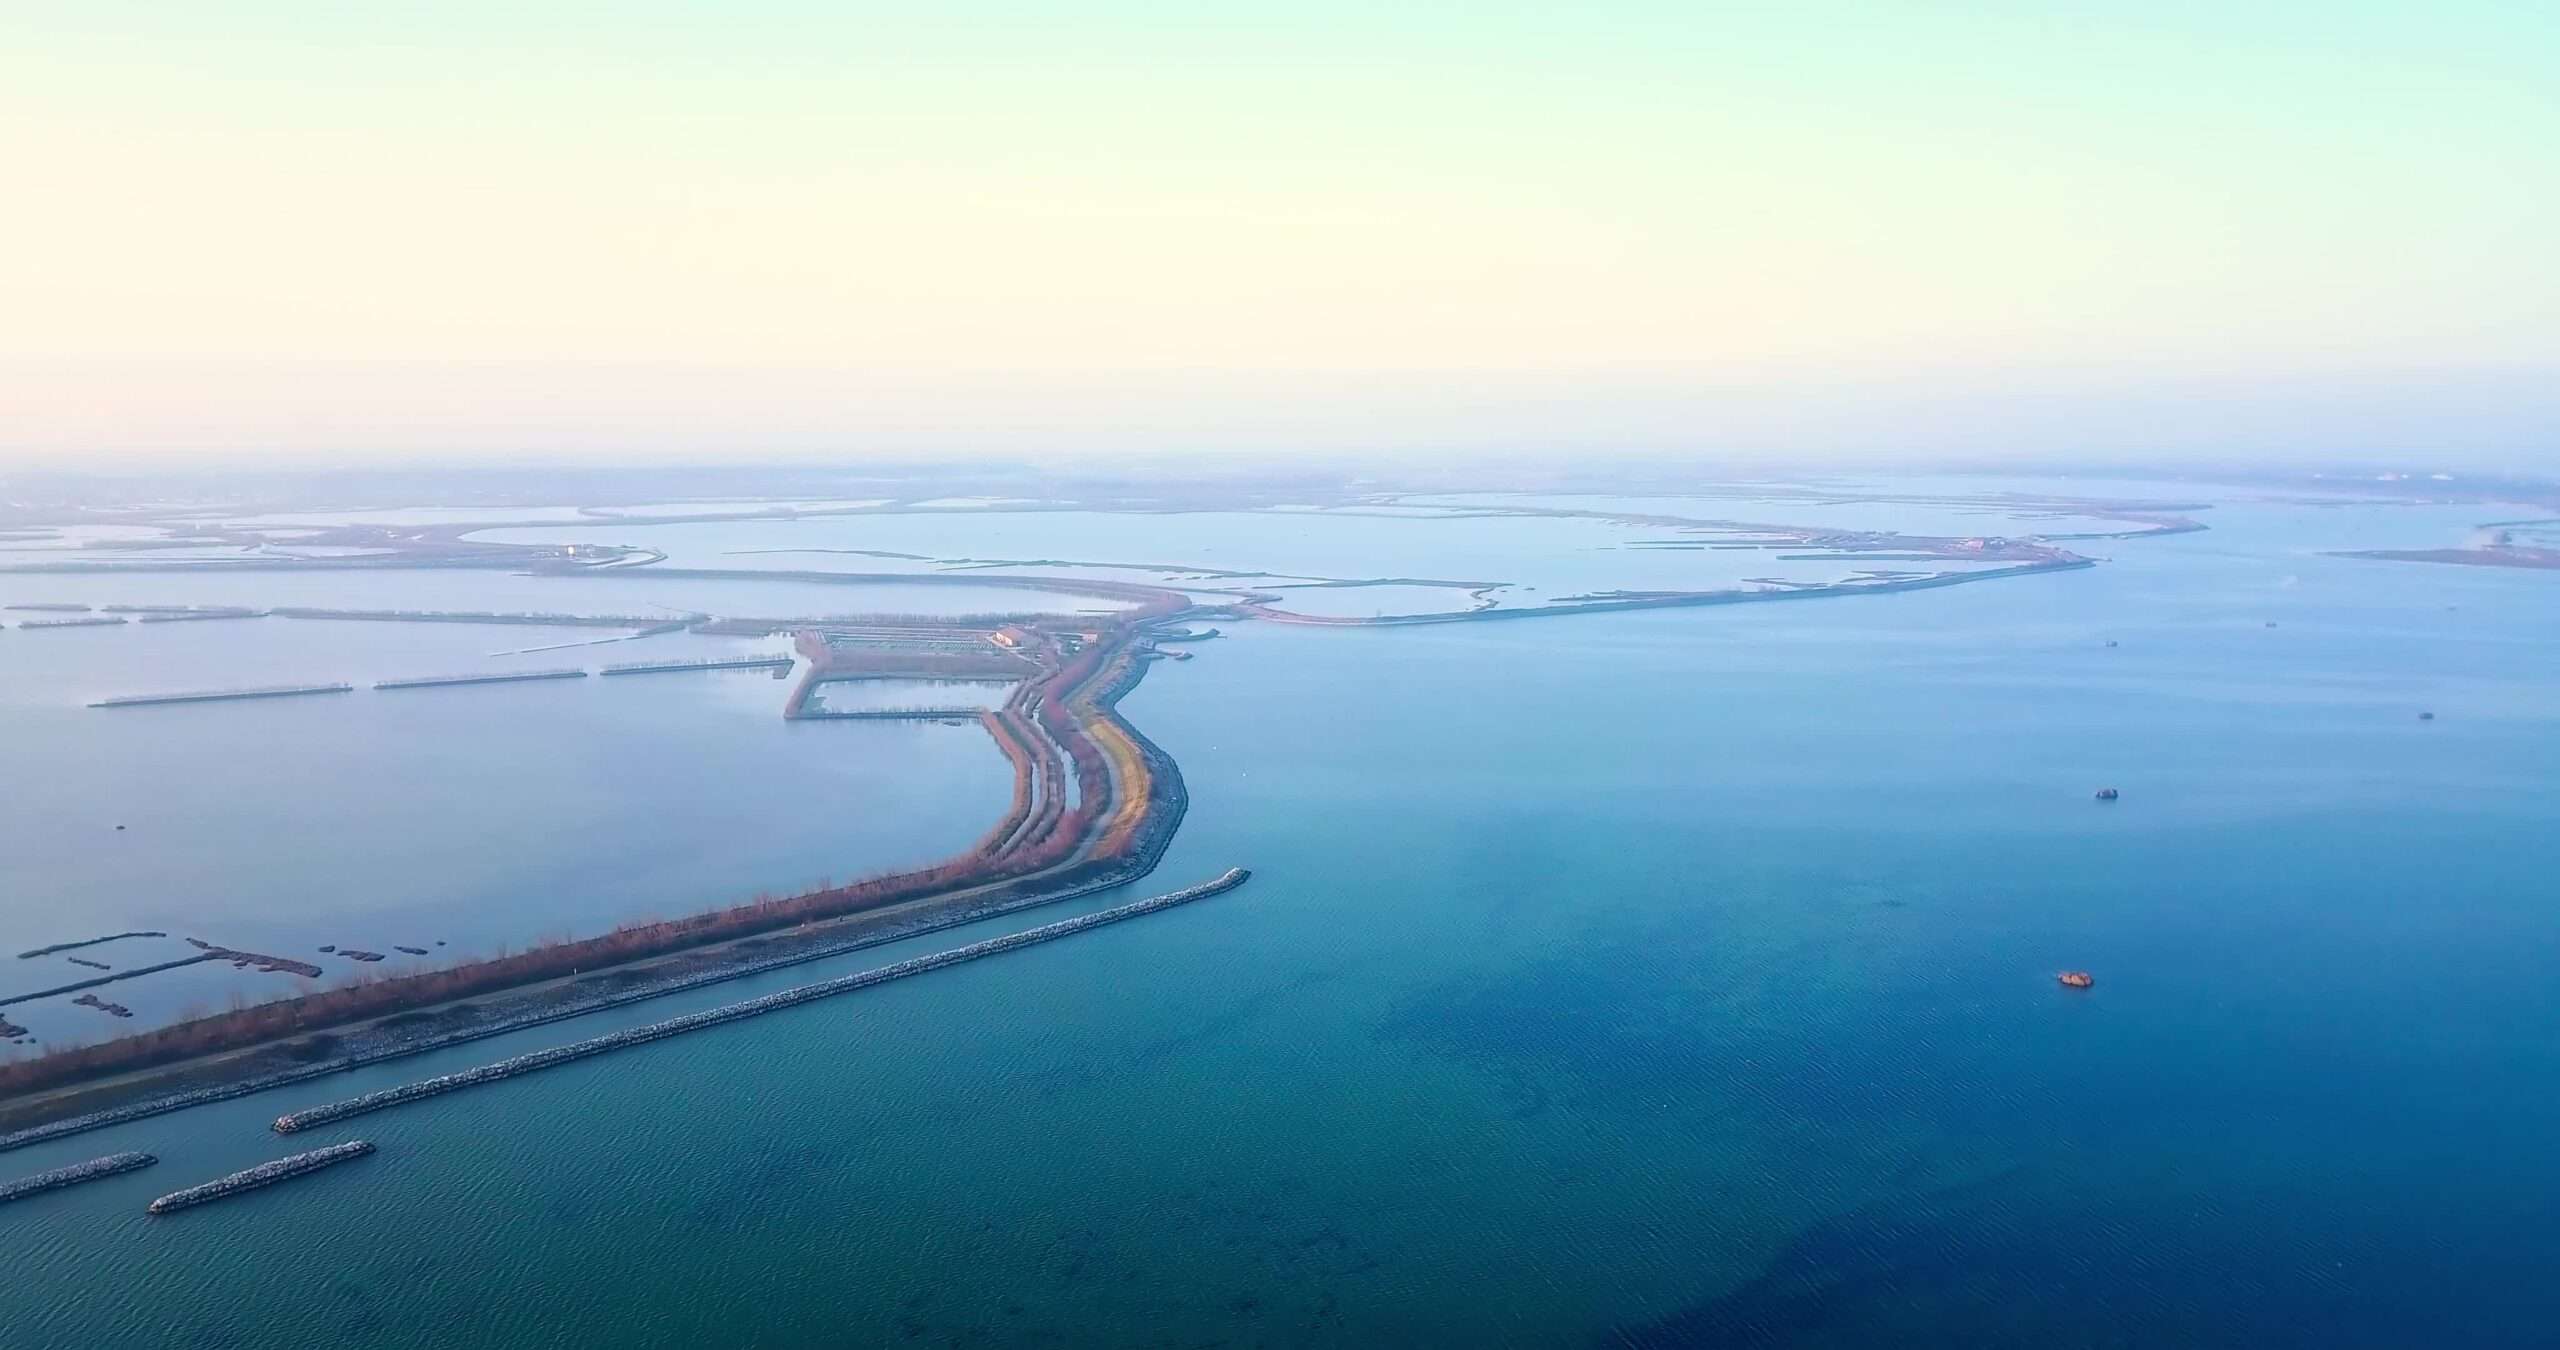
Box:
[971,710,1043,859]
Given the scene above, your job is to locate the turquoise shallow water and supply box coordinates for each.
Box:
[3,497,2557,1347]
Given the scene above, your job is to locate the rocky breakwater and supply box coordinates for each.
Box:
[274,868,1251,1133]
[145,1140,374,1214]
[0,620,1195,1144]
[0,1150,156,1205]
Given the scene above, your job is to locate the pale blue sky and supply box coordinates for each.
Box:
[3,2,2552,464]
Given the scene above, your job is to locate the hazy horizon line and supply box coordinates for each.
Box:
[4,357,2551,475]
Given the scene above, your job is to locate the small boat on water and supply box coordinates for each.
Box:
[2093,787,2120,801]
[2057,971,2095,989]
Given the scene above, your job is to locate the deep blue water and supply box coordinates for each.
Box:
[2,497,2556,1346]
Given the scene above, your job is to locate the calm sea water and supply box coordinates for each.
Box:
[0,618,1008,1035]
[3,494,2557,1346]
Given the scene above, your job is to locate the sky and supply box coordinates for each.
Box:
[2,1,2554,467]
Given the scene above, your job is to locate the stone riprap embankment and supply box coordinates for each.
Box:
[373,668,587,690]
[89,683,354,708]
[0,1151,156,1204]
[601,657,794,675]
[274,868,1249,1133]
[145,1140,373,1214]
